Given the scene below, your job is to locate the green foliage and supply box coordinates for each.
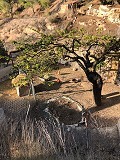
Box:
[37,0,50,9]
[0,0,8,14]
[14,30,120,81]
[11,73,29,87]
[18,0,36,8]
[14,34,61,79]
[0,0,17,17]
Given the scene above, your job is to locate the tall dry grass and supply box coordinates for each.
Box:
[1,105,119,160]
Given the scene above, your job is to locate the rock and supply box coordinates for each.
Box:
[23,27,37,35]
[71,78,81,83]
[73,68,78,71]
[108,8,120,23]
[99,5,110,16]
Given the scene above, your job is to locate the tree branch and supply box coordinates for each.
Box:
[64,55,87,72]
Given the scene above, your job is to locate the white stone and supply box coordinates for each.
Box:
[59,4,68,14]
[108,13,120,24]
[99,5,110,12]
[46,22,56,30]
[23,27,37,35]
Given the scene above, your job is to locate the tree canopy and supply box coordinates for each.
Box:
[14,30,120,79]
[13,30,120,106]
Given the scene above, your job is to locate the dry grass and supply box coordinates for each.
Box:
[2,111,118,160]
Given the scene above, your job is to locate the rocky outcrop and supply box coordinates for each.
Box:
[86,5,120,24]
[0,17,43,42]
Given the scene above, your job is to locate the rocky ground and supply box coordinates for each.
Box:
[0,66,120,127]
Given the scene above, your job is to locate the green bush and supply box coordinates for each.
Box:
[37,0,50,10]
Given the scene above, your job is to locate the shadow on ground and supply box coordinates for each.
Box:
[89,92,120,114]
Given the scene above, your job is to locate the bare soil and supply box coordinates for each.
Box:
[0,66,120,127]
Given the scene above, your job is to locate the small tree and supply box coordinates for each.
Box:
[52,30,120,106]
[14,34,61,80]
[14,31,120,106]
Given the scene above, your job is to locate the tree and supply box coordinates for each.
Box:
[14,34,61,80]
[54,31,120,106]
[14,30,120,106]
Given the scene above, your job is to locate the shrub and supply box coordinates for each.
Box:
[11,74,29,87]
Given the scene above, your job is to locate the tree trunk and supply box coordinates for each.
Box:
[86,71,103,106]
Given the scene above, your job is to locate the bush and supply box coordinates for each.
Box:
[11,74,29,87]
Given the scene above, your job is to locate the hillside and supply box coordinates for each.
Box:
[0,0,120,50]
